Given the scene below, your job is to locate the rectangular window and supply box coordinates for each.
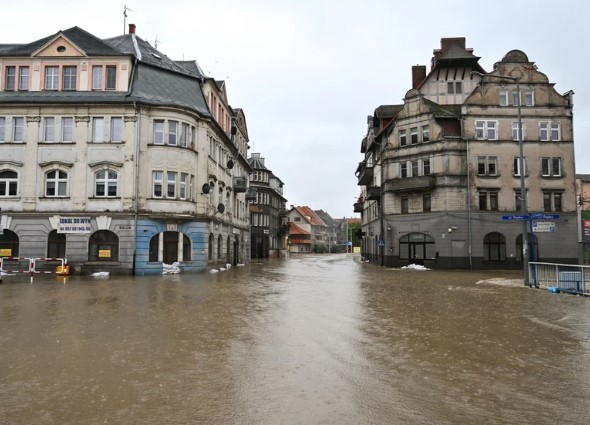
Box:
[19,66,29,91]
[111,117,123,142]
[5,66,15,90]
[499,90,508,106]
[168,121,177,145]
[13,117,24,141]
[92,66,103,90]
[0,117,5,141]
[486,121,497,140]
[475,121,497,140]
[411,160,418,177]
[422,126,429,143]
[477,156,497,176]
[512,121,526,141]
[0,170,18,196]
[410,127,418,144]
[153,171,163,198]
[447,81,462,94]
[62,66,77,90]
[524,90,534,106]
[45,66,59,90]
[154,120,164,144]
[541,157,562,177]
[400,162,408,178]
[550,122,560,141]
[180,173,187,200]
[513,157,527,176]
[399,130,407,146]
[44,117,55,142]
[512,90,520,106]
[106,66,116,90]
[515,191,524,212]
[180,123,189,147]
[423,193,431,213]
[93,118,105,142]
[544,192,562,212]
[61,117,73,142]
[401,196,409,214]
[423,159,431,175]
[167,171,176,198]
[479,190,499,211]
[540,121,561,141]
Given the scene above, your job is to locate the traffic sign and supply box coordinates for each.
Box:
[378,240,385,247]
[502,215,529,221]
[502,213,560,221]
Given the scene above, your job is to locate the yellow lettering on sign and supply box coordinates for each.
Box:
[98,249,111,258]
[0,248,12,257]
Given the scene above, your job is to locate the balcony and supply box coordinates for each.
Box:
[365,186,381,201]
[233,176,248,193]
[383,176,436,193]
[357,165,374,186]
[353,202,363,213]
[245,188,257,201]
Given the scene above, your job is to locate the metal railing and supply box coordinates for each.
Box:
[529,262,590,295]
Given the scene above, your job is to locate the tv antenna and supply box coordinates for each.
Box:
[154,34,160,49]
[123,5,133,34]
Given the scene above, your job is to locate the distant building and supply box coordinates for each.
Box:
[287,206,327,253]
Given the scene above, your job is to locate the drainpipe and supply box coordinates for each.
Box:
[462,111,473,271]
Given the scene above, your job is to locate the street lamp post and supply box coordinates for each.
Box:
[472,72,529,286]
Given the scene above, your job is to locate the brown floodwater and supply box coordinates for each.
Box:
[1,254,589,424]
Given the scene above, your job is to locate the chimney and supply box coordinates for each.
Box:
[128,24,136,34]
[412,65,427,89]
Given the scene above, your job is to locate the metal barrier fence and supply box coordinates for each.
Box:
[529,262,590,296]
[0,257,68,282]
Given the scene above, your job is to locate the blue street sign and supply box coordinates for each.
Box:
[501,215,529,221]
[530,213,560,220]
[378,240,385,247]
[502,213,560,221]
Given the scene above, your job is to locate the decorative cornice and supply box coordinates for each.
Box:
[88,160,124,169]
[75,116,90,123]
[124,116,137,122]
[38,160,74,169]
[26,116,41,123]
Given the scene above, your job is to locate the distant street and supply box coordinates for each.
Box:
[1,254,589,424]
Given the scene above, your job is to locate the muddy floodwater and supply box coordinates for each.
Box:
[1,254,589,424]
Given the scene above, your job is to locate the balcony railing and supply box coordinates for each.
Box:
[233,176,248,193]
[383,176,436,193]
[357,165,374,186]
[353,202,363,213]
[245,188,257,201]
[366,186,381,201]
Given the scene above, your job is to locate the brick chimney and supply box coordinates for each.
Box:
[412,65,427,89]
[128,24,136,34]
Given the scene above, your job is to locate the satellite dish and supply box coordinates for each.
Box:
[202,183,210,194]
[217,203,225,213]
[227,159,234,169]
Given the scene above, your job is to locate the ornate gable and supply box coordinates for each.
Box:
[33,35,86,58]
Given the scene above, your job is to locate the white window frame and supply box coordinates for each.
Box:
[477,156,498,176]
[512,121,526,141]
[45,66,59,90]
[61,117,73,142]
[422,125,429,143]
[62,66,77,91]
[422,158,431,175]
[19,66,29,91]
[111,117,123,142]
[180,173,187,200]
[524,90,534,106]
[5,66,15,90]
[513,157,527,176]
[410,127,418,145]
[499,90,508,106]
[167,171,177,198]
[539,121,561,141]
[95,169,118,197]
[92,66,103,90]
[92,117,105,142]
[45,169,68,197]
[541,157,562,177]
[153,171,163,198]
[0,169,18,197]
[154,120,164,145]
[106,66,117,90]
[400,162,408,178]
[13,117,24,142]
[168,121,178,145]
[43,117,55,142]
[475,120,497,140]
[399,130,407,146]
[0,117,5,141]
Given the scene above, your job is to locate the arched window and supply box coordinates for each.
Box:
[149,232,192,263]
[88,230,119,261]
[0,229,19,257]
[217,234,223,259]
[0,170,18,197]
[399,233,435,261]
[95,169,118,197]
[516,234,539,262]
[183,234,191,261]
[208,233,214,260]
[47,230,66,258]
[149,234,159,262]
[45,169,68,197]
[226,235,231,262]
[484,232,506,261]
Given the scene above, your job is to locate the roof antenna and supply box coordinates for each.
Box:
[154,34,160,49]
[123,5,133,35]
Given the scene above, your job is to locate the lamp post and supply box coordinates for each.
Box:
[472,72,529,286]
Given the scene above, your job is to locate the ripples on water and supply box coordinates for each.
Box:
[1,254,589,424]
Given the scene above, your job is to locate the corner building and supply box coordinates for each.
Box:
[0,25,251,275]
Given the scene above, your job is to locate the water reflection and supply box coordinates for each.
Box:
[1,255,589,424]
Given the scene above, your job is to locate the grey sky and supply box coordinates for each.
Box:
[2,0,588,218]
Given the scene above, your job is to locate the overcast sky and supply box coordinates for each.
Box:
[2,0,589,218]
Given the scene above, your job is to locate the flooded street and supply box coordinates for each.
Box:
[1,254,590,424]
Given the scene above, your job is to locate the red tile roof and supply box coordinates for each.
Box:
[295,206,326,226]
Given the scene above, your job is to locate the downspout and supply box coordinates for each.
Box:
[462,110,473,271]
[128,53,140,274]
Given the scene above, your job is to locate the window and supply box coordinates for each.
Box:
[512,91,520,106]
[19,67,29,91]
[153,171,163,198]
[410,127,418,144]
[111,117,123,142]
[168,121,177,145]
[95,169,117,197]
[411,161,418,177]
[399,233,435,260]
[422,126,429,143]
[399,130,407,146]
[479,190,499,211]
[483,232,506,261]
[0,229,19,258]
[180,173,187,199]
[43,118,55,142]
[447,81,462,94]
[0,170,18,196]
[475,120,497,140]
[512,121,526,141]
[423,193,431,213]
[0,117,5,141]
[515,190,527,212]
[422,159,431,175]
[400,162,408,178]
[62,66,77,90]
[88,230,119,261]
[61,117,73,142]
[45,170,67,197]
[106,66,116,90]
[401,196,409,214]
[13,117,24,142]
[180,123,189,147]
[92,118,104,142]
[45,66,59,90]
[154,120,164,144]
[167,171,176,198]
[5,66,15,90]
[92,66,103,90]
[513,157,527,176]
[499,90,508,106]
[477,156,497,176]
[541,157,562,177]
[47,230,66,258]
[543,191,562,212]
[524,90,534,106]
[540,121,560,141]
